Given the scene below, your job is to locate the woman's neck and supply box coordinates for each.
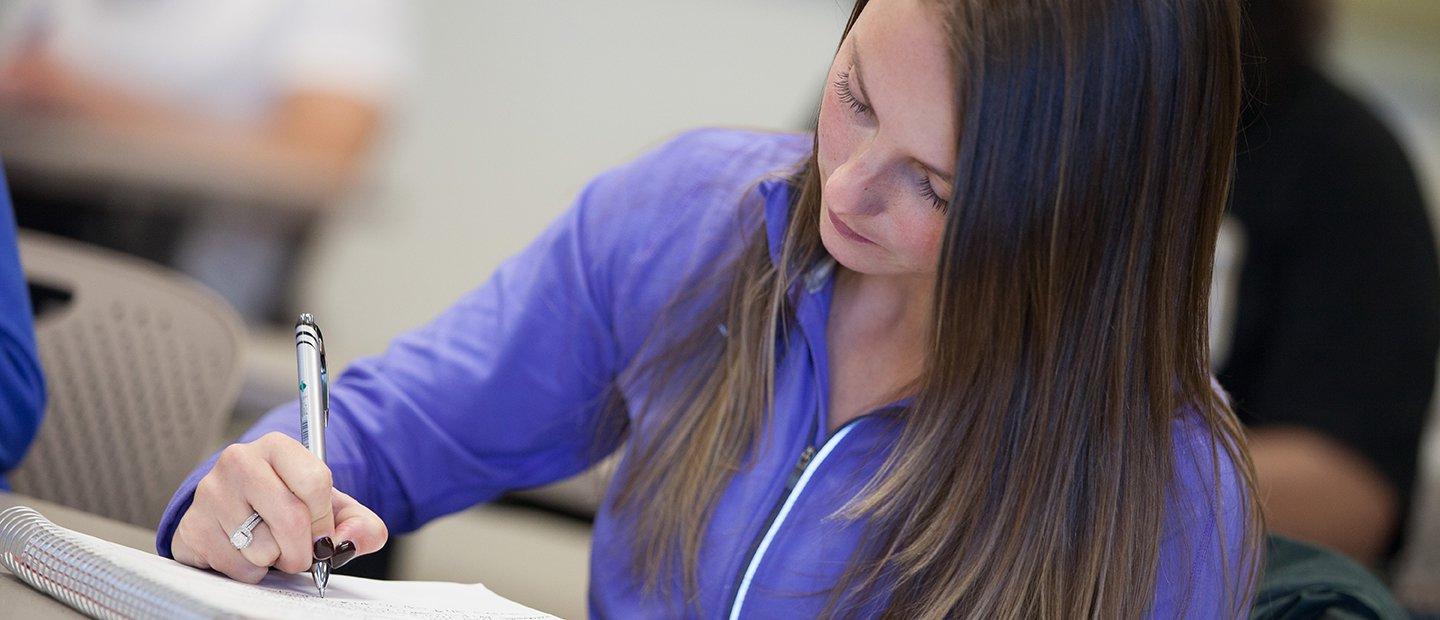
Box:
[825,266,933,429]
[832,267,933,339]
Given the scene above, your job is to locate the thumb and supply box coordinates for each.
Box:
[331,488,389,556]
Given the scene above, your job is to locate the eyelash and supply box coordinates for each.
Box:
[832,68,872,116]
[918,175,948,212]
[834,63,948,213]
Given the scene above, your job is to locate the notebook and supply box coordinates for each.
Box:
[0,506,558,619]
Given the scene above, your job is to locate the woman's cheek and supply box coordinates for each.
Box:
[920,214,946,269]
[898,210,947,271]
[816,87,855,179]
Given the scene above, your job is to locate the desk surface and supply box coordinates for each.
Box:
[0,109,340,212]
[0,492,157,619]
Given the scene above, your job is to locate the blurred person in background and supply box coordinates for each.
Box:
[0,0,409,323]
[0,162,47,491]
[1217,0,1440,567]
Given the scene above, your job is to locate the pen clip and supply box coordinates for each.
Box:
[296,313,326,358]
[296,314,329,424]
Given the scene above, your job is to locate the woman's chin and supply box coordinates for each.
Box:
[819,225,886,274]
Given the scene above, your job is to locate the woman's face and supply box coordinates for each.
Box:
[817,0,957,277]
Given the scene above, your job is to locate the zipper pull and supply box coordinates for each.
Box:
[785,446,817,490]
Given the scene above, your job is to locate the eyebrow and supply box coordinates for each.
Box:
[851,36,955,189]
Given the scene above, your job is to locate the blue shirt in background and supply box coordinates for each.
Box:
[0,162,47,491]
[157,129,1252,617]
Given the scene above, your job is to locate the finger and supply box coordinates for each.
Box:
[205,515,268,584]
[331,489,388,555]
[331,540,357,569]
[171,513,210,570]
[212,442,315,575]
[236,521,282,571]
[256,433,335,541]
[187,473,266,582]
[242,464,319,574]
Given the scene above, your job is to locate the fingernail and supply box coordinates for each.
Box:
[331,540,356,569]
[313,536,335,560]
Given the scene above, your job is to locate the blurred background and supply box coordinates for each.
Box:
[1,1,1439,618]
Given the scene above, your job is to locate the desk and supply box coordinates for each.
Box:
[0,109,341,213]
[0,492,156,619]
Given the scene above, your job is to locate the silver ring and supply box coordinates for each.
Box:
[230,512,264,550]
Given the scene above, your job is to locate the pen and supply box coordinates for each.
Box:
[295,313,331,597]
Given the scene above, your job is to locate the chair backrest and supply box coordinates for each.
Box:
[9,230,245,530]
[1251,535,1408,619]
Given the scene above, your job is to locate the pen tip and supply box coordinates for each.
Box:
[312,560,331,597]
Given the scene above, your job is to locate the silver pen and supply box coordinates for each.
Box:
[295,313,331,597]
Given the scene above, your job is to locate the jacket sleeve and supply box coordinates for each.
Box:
[153,127,795,557]
[0,163,47,491]
[157,147,651,557]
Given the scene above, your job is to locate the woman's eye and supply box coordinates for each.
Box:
[832,68,872,116]
[918,175,949,213]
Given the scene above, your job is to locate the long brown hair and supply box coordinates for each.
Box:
[608,0,1264,617]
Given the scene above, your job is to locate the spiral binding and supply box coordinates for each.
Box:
[1,506,208,619]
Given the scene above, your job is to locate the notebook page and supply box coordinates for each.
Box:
[67,529,557,619]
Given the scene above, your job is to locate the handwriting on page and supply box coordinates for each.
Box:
[72,530,556,619]
[232,585,549,620]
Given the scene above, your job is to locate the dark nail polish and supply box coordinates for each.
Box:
[331,540,356,569]
[313,536,335,560]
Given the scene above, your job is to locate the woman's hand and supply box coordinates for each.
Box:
[170,432,389,583]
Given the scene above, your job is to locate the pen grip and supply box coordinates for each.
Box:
[296,339,327,463]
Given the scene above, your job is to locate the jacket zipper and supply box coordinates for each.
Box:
[723,442,814,616]
[725,420,862,620]
[788,446,817,487]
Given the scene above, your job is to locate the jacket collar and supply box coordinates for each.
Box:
[758,177,835,295]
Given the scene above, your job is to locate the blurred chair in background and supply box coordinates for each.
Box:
[1216,0,1440,571]
[0,162,46,493]
[1250,536,1409,619]
[9,230,245,530]
[0,0,409,324]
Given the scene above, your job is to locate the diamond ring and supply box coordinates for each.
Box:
[230,512,264,550]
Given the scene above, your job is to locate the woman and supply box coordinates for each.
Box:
[158,0,1264,616]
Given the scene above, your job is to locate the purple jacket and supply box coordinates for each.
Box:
[157,128,1250,618]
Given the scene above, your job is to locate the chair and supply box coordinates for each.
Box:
[8,230,245,530]
[1251,536,1409,620]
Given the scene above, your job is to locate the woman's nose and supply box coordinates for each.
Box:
[825,148,886,217]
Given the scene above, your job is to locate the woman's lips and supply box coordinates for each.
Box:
[827,208,876,245]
